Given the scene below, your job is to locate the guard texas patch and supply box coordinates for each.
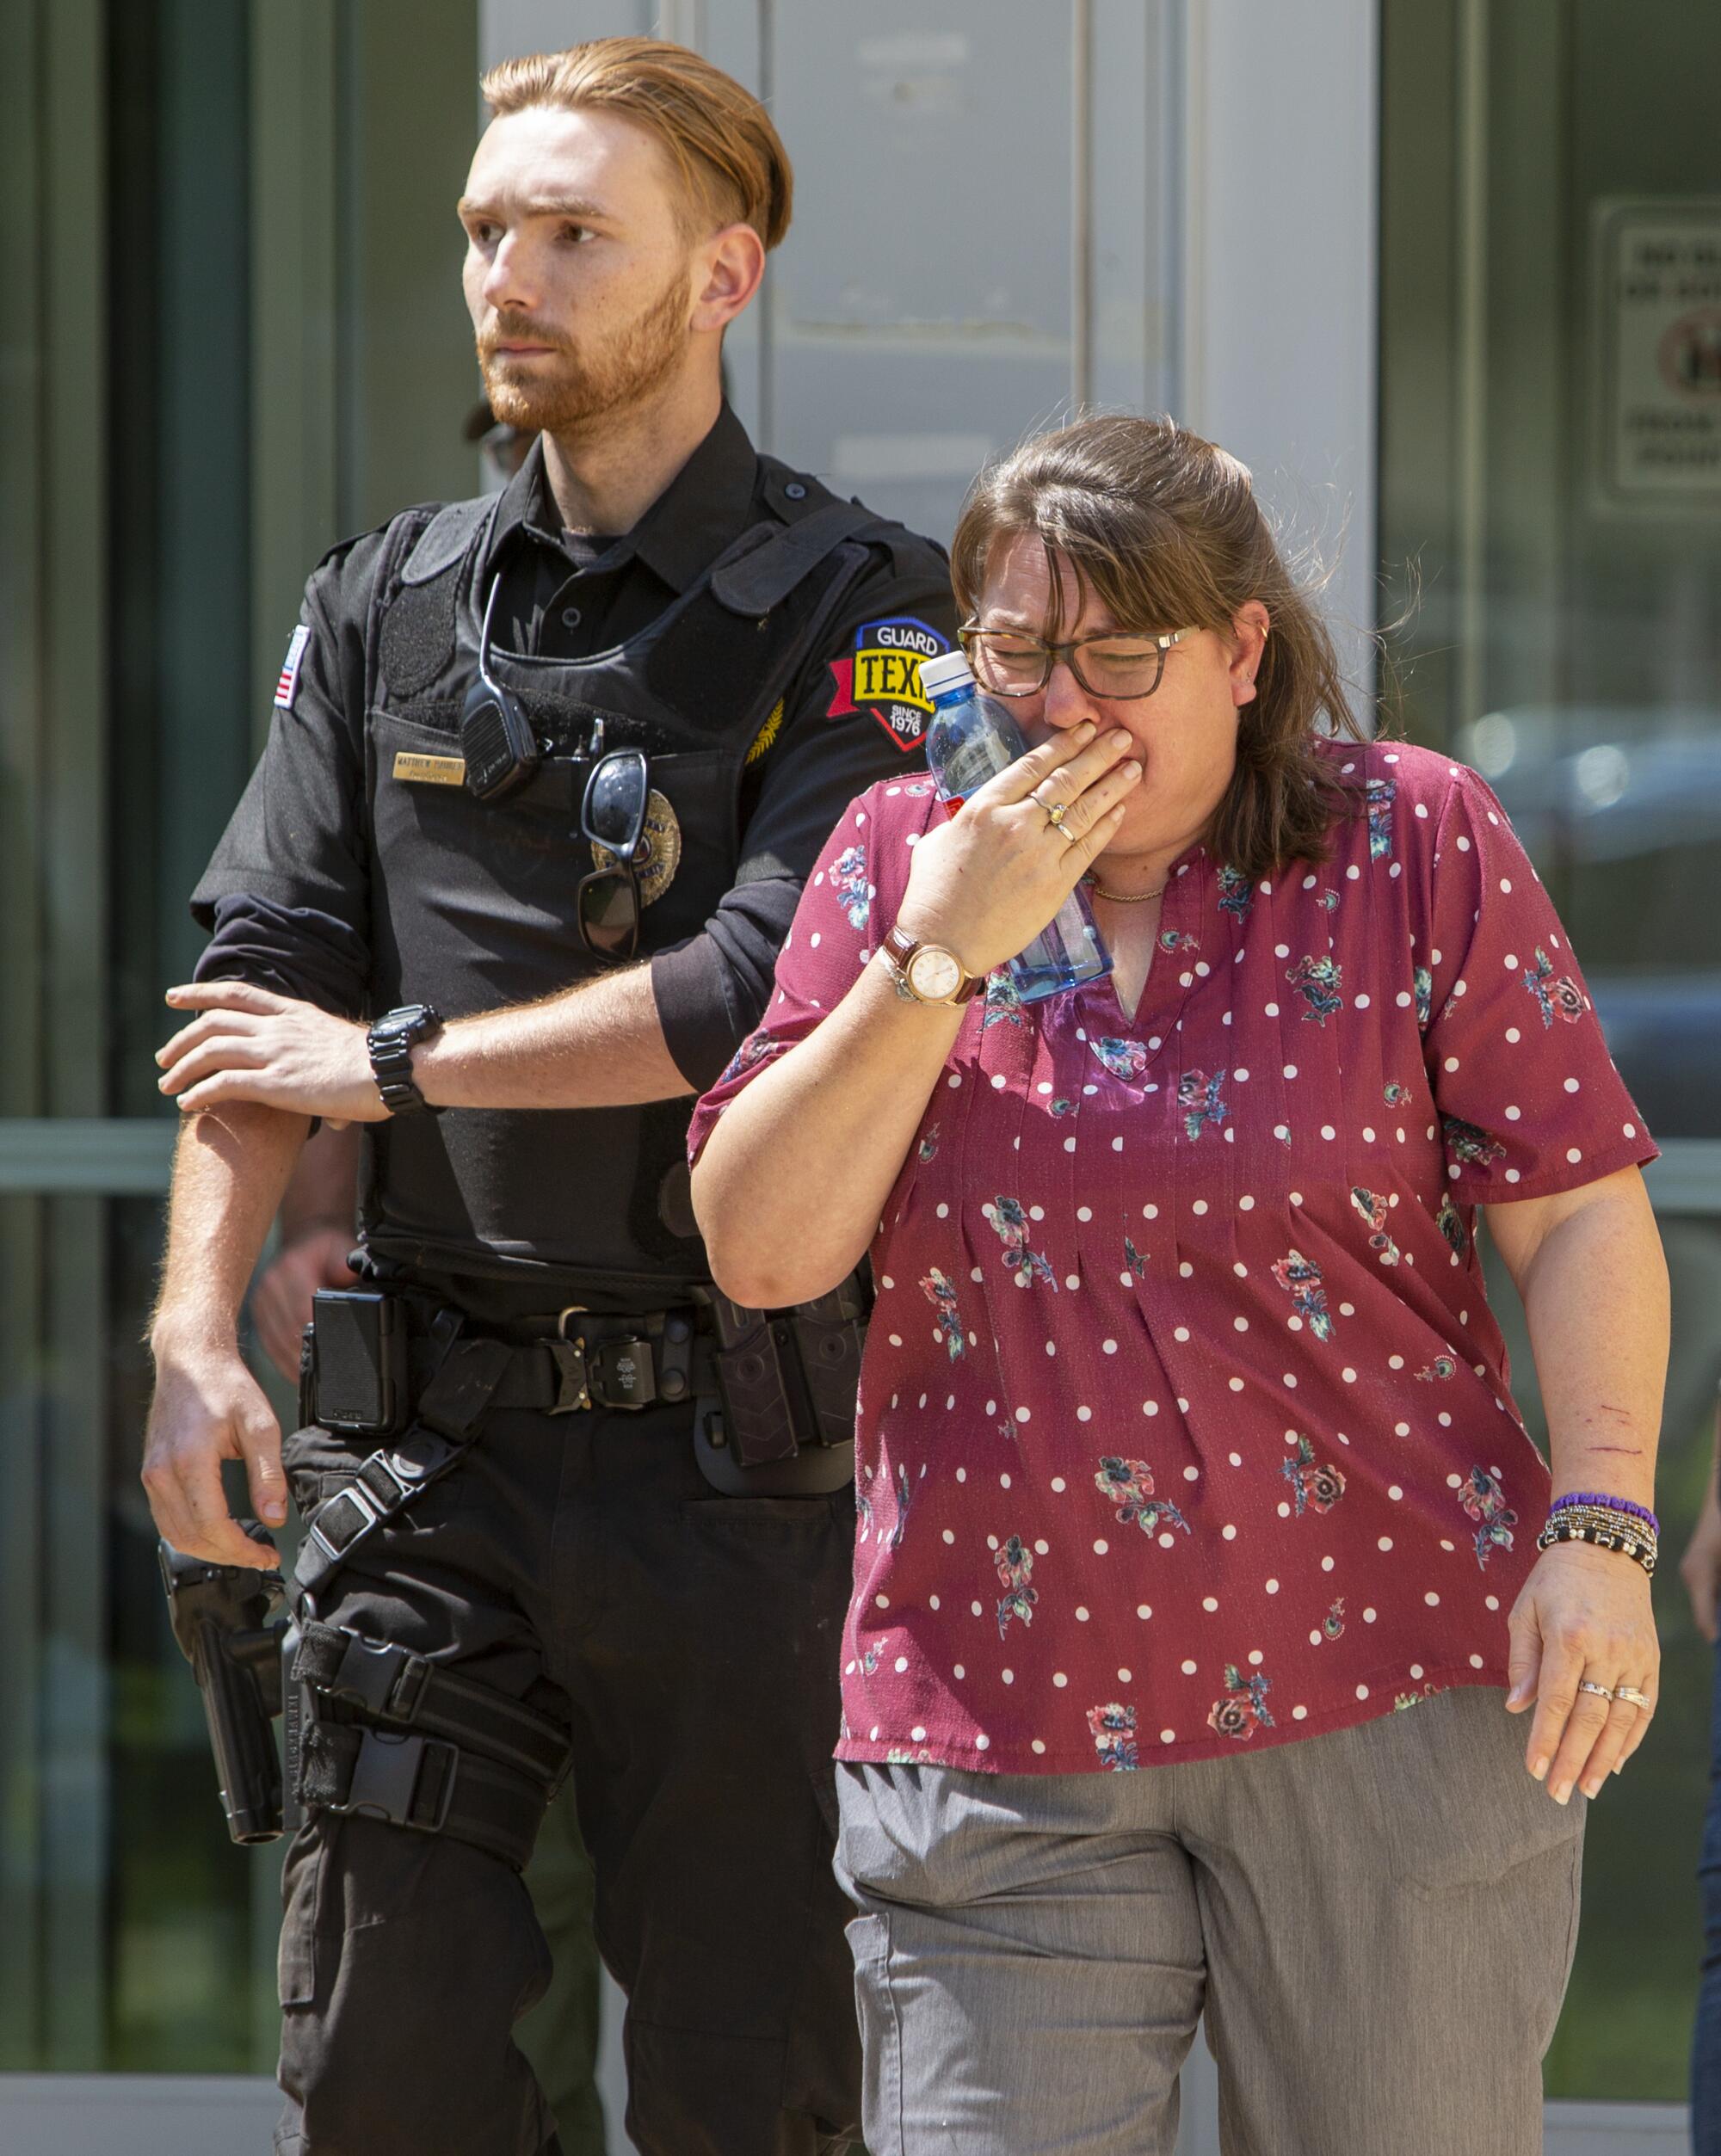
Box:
[826,615,948,753]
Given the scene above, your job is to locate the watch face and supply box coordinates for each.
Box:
[376,1004,431,1044]
[908,946,963,1002]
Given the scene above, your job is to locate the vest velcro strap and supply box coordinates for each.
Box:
[299,1722,548,1871]
[295,1622,571,1786]
[709,501,881,617]
[398,496,497,587]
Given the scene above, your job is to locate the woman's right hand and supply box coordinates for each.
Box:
[894,721,1141,976]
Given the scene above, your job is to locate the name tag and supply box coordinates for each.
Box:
[392,751,466,786]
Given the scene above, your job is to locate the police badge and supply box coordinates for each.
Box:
[589,788,682,904]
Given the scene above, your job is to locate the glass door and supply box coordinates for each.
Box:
[0,0,481,2085]
[1381,0,1721,2105]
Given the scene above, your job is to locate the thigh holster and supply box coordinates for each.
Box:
[293,1621,571,1872]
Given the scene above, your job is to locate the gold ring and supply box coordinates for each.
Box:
[1044,800,1069,831]
[1576,1679,1614,1701]
[1613,1685,1652,1710]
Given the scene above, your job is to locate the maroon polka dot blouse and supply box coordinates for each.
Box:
[688,740,1656,1775]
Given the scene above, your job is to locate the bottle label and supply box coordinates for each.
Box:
[826,615,953,753]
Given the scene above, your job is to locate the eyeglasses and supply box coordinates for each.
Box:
[577,748,651,964]
[959,623,1194,700]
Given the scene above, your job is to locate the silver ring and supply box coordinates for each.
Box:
[1576,1679,1614,1701]
[1613,1685,1652,1710]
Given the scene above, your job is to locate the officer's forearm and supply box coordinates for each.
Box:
[152,1105,310,1356]
[691,958,964,1308]
[414,964,691,1110]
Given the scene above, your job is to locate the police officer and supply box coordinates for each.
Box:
[244,398,610,2156]
[143,38,953,2156]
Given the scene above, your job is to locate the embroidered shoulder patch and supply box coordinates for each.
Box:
[826,615,949,753]
[274,625,311,710]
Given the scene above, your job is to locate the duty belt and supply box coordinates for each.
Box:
[294,1300,711,1599]
[285,1283,859,1866]
[495,1304,711,1414]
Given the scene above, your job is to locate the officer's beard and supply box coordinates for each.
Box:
[477,268,692,439]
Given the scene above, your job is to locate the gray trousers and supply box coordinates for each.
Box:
[835,1687,1583,2156]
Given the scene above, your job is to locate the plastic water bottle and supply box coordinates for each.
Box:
[917,650,1112,1002]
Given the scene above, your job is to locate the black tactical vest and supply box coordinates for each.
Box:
[354,460,906,1311]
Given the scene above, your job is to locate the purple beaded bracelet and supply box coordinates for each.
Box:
[1549,1490,1659,1536]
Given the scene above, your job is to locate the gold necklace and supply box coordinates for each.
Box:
[1084,875,1168,904]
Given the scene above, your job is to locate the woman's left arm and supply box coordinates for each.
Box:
[1484,1164,1667,1804]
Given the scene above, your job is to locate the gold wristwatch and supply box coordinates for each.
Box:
[880,923,982,1007]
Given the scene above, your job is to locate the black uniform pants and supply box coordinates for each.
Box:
[275,1395,861,2156]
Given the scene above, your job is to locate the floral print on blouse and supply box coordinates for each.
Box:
[688,741,1656,1773]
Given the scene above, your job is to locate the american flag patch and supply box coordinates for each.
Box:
[274,625,311,709]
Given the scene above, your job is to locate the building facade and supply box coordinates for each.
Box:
[2,2,1714,2147]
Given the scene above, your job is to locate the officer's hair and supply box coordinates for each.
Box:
[951,414,1372,882]
[481,39,793,252]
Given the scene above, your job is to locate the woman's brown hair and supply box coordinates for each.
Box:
[481,38,793,251]
[950,414,1368,879]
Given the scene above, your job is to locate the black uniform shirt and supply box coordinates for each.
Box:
[190,404,955,1292]
[195,403,955,1087]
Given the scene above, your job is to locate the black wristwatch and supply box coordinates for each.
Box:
[367,1003,443,1116]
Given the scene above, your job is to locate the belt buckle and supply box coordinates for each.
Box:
[336,1729,457,1833]
[549,1307,591,1414]
[589,1335,656,1411]
[308,1481,381,1565]
[327,1629,429,1722]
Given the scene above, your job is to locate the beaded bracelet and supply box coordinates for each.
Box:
[1551,1490,1659,1536]
[1538,1527,1656,1571]
[1537,1523,1657,1576]
[1536,1518,1656,1576]
[1545,1506,1659,1555]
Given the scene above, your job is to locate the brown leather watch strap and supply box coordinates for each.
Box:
[882,924,983,1004]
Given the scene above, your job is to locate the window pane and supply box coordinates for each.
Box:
[3,0,480,2077]
[1383,0,1721,2102]
[756,1,1178,545]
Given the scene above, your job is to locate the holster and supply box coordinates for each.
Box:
[691,1272,868,1496]
[158,1531,288,1845]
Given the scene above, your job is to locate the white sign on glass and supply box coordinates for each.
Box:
[1594,198,1721,508]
